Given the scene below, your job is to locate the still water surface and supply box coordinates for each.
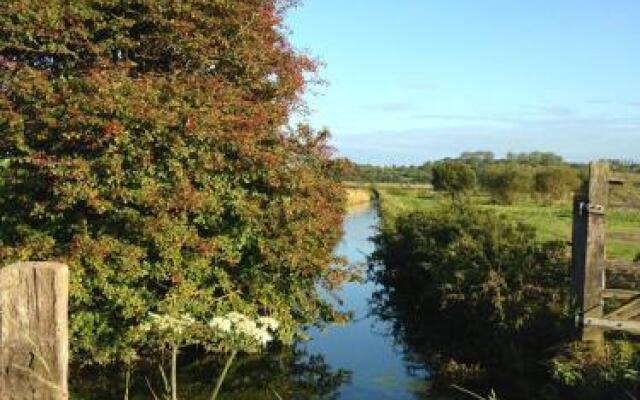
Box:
[71,202,429,399]
[302,202,427,399]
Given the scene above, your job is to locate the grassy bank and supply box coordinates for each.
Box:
[376,186,640,260]
[345,188,373,213]
[371,184,640,398]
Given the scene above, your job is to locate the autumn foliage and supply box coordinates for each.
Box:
[0,0,345,364]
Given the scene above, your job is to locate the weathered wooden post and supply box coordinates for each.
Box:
[0,262,69,400]
[571,162,608,346]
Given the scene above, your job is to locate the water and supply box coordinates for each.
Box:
[302,202,427,399]
[71,201,429,399]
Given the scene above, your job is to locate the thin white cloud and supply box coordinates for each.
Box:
[332,113,640,165]
[536,105,576,118]
[361,102,419,112]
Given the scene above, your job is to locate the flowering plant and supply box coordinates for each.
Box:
[137,311,280,400]
[138,311,280,353]
[208,312,280,351]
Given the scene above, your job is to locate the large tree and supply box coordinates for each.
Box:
[0,0,346,364]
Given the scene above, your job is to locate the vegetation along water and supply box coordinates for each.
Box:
[364,154,640,399]
[70,200,433,399]
[1,0,640,399]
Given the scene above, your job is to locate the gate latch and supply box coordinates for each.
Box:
[580,202,606,216]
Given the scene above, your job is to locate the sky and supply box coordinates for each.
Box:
[285,0,640,165]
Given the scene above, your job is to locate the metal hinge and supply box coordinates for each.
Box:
[579,202,606,216]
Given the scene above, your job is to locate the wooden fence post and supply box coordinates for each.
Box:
[0,262,69,400]
[572,162,608,346]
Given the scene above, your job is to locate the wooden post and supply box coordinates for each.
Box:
[0,262,69,400]
[572,162,608,346]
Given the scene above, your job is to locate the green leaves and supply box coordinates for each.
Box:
[1,0,345,365]
[370,203,571,380]
[431,161,477,198]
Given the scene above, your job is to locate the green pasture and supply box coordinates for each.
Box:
[376,186,640,261]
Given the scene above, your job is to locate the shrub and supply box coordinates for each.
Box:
[552,341,640,397]
[431,161,477,199]
[0,1,346,365]
[534,166,581,201]
[370,204,570,375]
[482,164,533,204]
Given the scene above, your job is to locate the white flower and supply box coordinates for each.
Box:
[206,312,280,347]
[236,318,258,335]
[208,317,232,333]
[145,313,195,335]
[255,329,273,346]
[226,312,249,323]
[257,316,280,331]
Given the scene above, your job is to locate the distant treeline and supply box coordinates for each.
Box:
[343,151,640,184]
[344,151,640,204]
[343,163,432,184]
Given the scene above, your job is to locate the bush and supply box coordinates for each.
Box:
[482,164,533,204]
[534,166,581,201]
[431,161,477,198]
[0,1,346,365]
[370,204,570,376]
[552,341,640,397]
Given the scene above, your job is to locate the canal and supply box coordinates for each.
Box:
[302,201,427,399]
[71,201,430,399]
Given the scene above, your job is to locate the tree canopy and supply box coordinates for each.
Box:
[431,161,476,198]
[0,0,346,364]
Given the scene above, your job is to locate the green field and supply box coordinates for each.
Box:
[375,186,640,261]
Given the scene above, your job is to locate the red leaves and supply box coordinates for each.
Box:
[166,182,204,213]
[1,0,345,365]
[102,121,125,138]
[30,151,49,167]
[185,116,197,130]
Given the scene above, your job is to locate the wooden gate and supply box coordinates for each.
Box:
[572,162,640,345]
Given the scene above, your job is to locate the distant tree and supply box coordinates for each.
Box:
[482,164,533,204]
[534,166,581,201]
[459,151,495,164]
[431,162,476,199]
[608,159,640,174]
[507,152,564,166]
[342,163,431,184]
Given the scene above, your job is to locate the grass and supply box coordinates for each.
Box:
[343,181,432,190]
[375,187,640,261]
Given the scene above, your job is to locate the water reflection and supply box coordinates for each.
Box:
[71,202,430,399]
[302,203,428,399]
[71,347,350,399]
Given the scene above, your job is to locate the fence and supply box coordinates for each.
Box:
[572,162,640,345]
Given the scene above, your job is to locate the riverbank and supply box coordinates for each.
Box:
[345,187,373,213]
[304,201,430,399]
[71,197,434,399]
[370,184,640,399]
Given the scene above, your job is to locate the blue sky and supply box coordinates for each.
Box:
[286,1,640,165]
